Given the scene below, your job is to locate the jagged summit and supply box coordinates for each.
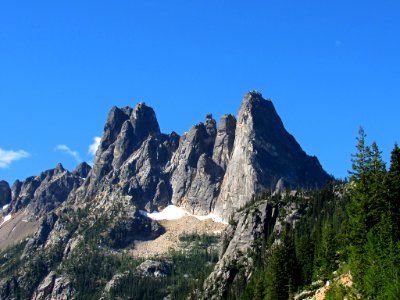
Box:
[67,92,330,221]
[0,91,333,299]
[55,163,64,171]
[214,92,330,219]
[72,162,91,178]
[2,92,329,222]
[6,163,90,219]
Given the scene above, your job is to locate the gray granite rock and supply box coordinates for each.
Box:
[137,260,172,277]
[23,212,58,257]
[32,272,73,300]
[31,271,56,300]
[202,200,279,299]
[184,154,224,214]
[9,164,84,219]
[169,115,217,210]
[212,114,236,170]
[72,162,91,178]
[214,91,330,221]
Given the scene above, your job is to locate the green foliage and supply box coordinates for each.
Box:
[252,277,265,300]
[179,232,219,247]
[325,285,350,300]
[264,226,300,300]
[0,240,27,278]
[228,181,350,300]
[61,233,219,300]
[347,130,400,298]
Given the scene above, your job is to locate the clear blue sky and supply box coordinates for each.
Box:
[1,0,399,184]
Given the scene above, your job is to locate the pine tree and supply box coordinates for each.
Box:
[348,127,372,283]
[265,226,299,300]
[314,222,337,279]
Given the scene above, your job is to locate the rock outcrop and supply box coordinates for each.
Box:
[72,162,91,178]
[31,271,73,300]
[23,212,59,257]
[169,114,220,214]
[202,200,279,299]
[137,260,172,277]
[212,114,236,170]
[0,181,11,208]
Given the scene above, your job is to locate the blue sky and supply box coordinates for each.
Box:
[1,1,399,184]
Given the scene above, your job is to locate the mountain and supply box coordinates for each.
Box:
[68,91,329,222]
[0,91,332,299]
[214,92,328,218]
[7,162,91,220]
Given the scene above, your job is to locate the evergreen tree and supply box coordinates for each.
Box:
[348,127,372,283]
[265,226,299,300]
[314,222,337,279]
[388,144,400,238]
[252,277,265,300]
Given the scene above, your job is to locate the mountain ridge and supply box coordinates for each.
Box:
[0,91,334,300]
[1,91,330,223]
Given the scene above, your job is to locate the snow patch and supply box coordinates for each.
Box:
[140,205,228,224]
[0,214,12,227]
[2,204,9,210]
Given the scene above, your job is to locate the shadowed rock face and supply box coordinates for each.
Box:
[212,114,236,171]
[9,163,90,219]
[169,117,217,211]
[72,162,91,178]
[0,181,11,207]
[78,102,163,205]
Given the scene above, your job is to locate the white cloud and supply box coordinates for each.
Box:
[88,137,101,156]
[55,144,82,163]
[0,148,30,168]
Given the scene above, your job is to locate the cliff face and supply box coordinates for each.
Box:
[213,92,329,219]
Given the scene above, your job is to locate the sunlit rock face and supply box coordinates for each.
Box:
[214,91,330,220]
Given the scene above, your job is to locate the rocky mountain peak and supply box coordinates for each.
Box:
[73,93,329,221]
[20,92,329,223]
[130,102,160,141]
[55,163,65,173]
[213,92,330,220]
[72,162,92,178]
[8,165,85,219]
[100,106,132,152]
[205,113,217,137]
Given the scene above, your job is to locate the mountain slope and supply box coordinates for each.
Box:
[0,91,331,299]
